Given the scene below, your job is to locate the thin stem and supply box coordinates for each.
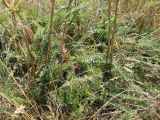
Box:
[106,0,119,68]
[110,0,119,64]
[46,0,56,64]
[106,0,111,64]
[59,20,66,81]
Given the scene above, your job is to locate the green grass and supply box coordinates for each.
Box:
[0,0,160,120]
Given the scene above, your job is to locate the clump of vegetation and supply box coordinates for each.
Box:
[0,0,160,120]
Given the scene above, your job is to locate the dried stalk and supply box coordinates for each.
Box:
[110,0,119,64]
[59,20,66,81]
[45,0,56,64]
[106,0,119,68]
[106,0,111,64]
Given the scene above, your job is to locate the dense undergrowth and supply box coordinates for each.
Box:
[0,0,160,120]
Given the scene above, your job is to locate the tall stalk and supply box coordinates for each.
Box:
[106,0,111,64]
[46,0,56,64]
[106,0,119,69]
[110,0,119,65]
[59,20,66,81]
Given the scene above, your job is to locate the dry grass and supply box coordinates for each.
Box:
[0,0,160,120]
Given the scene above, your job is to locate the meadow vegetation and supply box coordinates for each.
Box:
[0,0,160,119]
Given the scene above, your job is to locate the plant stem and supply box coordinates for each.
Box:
[106,0,119,69]
[106,0,111,64]
[110,0,119,64]
[46,0,56,64]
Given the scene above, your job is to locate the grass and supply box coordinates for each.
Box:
[0,0,160,120]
